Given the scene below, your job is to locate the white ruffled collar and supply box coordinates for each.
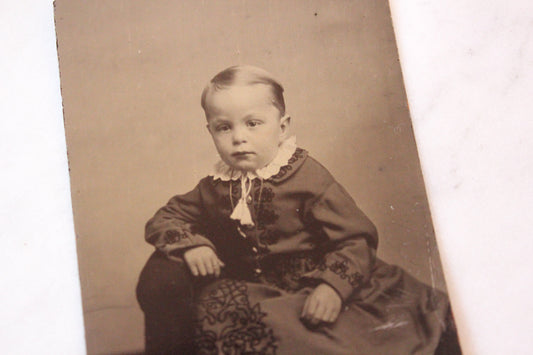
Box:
[210,136,298,181]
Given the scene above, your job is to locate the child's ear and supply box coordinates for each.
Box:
[279,115,291,139]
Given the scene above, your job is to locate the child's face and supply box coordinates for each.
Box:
[205,84,290,172]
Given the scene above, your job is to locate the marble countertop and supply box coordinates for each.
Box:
[391,1,533,354]
[1,0,531,353]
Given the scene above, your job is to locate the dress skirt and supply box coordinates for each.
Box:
[192,259,452,355]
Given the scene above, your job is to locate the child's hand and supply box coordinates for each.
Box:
[301,283,342,326]
[183,246,225,277]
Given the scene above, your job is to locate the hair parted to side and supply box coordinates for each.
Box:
[201,65,286,117]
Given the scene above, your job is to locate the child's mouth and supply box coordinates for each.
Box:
[232,151,254,157]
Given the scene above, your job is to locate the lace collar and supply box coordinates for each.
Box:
[210,136,298,181]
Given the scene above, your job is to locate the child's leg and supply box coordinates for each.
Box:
[136,250,195,354]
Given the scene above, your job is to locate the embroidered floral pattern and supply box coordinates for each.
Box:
[219,181,242,214]
[260,253,322,292]
[213,146,305,234]
[194,279,277,355]
[163,229,187,244]
[318,260,364,288]
[269,165,292,181]
[288,147,306,164]
[253,186,274,204]
[269,148,306,181]
[256,208,279,231]
[258,229,280,246]
[252,186,279,239]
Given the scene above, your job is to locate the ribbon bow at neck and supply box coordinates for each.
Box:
[230,174,255,226]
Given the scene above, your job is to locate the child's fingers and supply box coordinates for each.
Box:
[328,306,341,323]
[322,306,335,323]
[188,262,199,276]
[196,260,207,276]
[310,303,326,325]
[301,296,311,318]
[205,258,214,275]
[211,258,221,277]
[303,296,319,321]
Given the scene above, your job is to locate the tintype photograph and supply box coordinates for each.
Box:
[54,1,461,354]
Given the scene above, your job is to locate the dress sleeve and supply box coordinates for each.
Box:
[145,182,216,261]
[303,181,378,302]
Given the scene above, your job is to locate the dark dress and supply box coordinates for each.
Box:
[142,148,458,354]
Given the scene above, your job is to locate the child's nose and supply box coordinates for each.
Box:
[232,127,247,144]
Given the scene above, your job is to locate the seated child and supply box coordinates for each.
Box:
[136,65,460,354]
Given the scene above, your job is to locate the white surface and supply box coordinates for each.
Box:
[1,1,531,354]
[0,1,86,354]
[390,1,533,354]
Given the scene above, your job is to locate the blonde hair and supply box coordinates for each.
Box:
[201,65,286,117]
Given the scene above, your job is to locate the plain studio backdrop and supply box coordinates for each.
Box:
[55,1,447,353]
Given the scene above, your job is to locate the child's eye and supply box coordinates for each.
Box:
[216,125,231,132]
[247,120,261,128]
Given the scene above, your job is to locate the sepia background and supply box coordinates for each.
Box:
[55,1,448,354]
